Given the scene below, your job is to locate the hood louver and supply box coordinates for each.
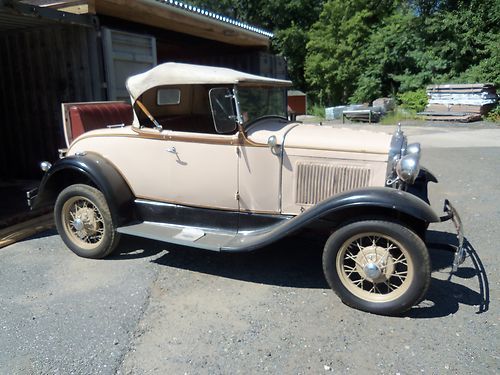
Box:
[295,162,371,205]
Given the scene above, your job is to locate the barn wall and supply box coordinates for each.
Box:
[0,24,103,180]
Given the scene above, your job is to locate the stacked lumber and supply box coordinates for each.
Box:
[419,83,498,122]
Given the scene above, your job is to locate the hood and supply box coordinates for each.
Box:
[282,124,392,154]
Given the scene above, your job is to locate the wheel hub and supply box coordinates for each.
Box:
[363,262,381,279]
[355,245,395,283]
[72,206,99,239]
[73,218,84,231]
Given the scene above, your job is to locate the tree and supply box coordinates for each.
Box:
[187,0,323,90]
[306,0,500,105]
[305,0,396,105]
[188,0,500,101]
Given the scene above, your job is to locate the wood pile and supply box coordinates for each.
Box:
[419,83,497,122]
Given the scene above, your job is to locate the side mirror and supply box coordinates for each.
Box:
[209,88,238,134]
[267,135,281,155]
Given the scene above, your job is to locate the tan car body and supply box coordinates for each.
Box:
[66,62,393,216]
[68,120,391,216]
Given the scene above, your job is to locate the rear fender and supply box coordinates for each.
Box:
[33,152,135,224]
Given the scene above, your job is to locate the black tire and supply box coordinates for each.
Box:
[54,184,120,259]
[322,220,430,315]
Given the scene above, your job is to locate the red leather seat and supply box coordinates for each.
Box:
[68,102,133,141]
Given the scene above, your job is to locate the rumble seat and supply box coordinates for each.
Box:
[67,102,133,142]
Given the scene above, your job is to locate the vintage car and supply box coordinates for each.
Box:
[30,63,464,315]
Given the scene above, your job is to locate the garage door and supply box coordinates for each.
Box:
[102,27,157,101]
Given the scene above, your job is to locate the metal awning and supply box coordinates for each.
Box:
[0,0,94,31]
[20,0,272,47]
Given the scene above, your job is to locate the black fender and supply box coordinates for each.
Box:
[418,166,438,184]
[33,152,135,224]
[314,186,440,223]
[224,187,440,252]
[407,166,438,204]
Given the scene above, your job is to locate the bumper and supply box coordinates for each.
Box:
[439,199,465,272]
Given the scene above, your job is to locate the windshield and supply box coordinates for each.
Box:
[237,87,287,125]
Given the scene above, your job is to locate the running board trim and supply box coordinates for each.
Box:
[117,221,237,251]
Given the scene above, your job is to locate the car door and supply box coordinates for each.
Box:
[163,131,239,210]
[159,87,240,210]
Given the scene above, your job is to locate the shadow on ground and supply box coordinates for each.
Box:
[117,229,488,318]
[149,234,330,289]
[408,230,489,318]
[28,228,488,319]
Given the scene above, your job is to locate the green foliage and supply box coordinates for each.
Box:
[308,104,326,119]
[305,0,396,105]
[305,0,500,105]
[187,0,499,103]
[188,0,323,91]
[486,104,500,122]
[272,25,309,89]
[379,109,422,125]
[397,89,428,112]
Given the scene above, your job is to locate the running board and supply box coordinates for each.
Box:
[117,222,238,251]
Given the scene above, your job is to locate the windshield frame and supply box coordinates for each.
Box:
[234,85,288,129]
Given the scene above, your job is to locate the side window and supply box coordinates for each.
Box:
[157,88,180,105]
[140,85,220,134]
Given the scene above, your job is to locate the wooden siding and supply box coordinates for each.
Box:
[0,25,103,179]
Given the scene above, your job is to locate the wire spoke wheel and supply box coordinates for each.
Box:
[322,220,430,315]
[336,233,413,303]
[62,196,106,250]
[55,184,120,258]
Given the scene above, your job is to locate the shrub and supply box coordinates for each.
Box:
[309,104,326,119]
[397,89,428,113]
[486,104,500,122]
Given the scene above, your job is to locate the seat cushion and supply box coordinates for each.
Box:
[69,103,133,141]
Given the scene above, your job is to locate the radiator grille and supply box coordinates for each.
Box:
[295,163,371,205]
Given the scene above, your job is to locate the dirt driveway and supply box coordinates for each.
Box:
[1,123,498,374]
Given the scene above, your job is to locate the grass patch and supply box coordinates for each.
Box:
[308,104,326,119]
[380,108,423,125]
[485,104,500,123]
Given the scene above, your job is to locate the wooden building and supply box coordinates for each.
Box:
[0,0,286,181]
[0,0,286,229]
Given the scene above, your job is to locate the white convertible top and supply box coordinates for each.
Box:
[126,62,292,100]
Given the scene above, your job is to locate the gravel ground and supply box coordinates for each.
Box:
[1,122,498,374]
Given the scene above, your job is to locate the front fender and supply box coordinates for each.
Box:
[33,152,134,223]
[224,187,439,252]
[315,186,440,223]
[406,166,438,204]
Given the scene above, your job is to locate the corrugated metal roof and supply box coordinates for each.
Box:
[0,1,93,31]
[154,0,273,38]
[21,0,274,37]
[0,8,58,30]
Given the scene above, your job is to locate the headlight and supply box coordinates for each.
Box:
[386,124,421,186]
[396,143,420,184]
[406,142,421,156]
[40,161,52,172]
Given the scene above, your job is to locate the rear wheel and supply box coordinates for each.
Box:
[323,220,430,315]
[54,184,120,258]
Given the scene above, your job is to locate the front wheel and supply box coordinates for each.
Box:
[54,184,120,259]
[323,220,430,315]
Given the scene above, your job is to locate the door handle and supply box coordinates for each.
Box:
[166,146,176,154]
